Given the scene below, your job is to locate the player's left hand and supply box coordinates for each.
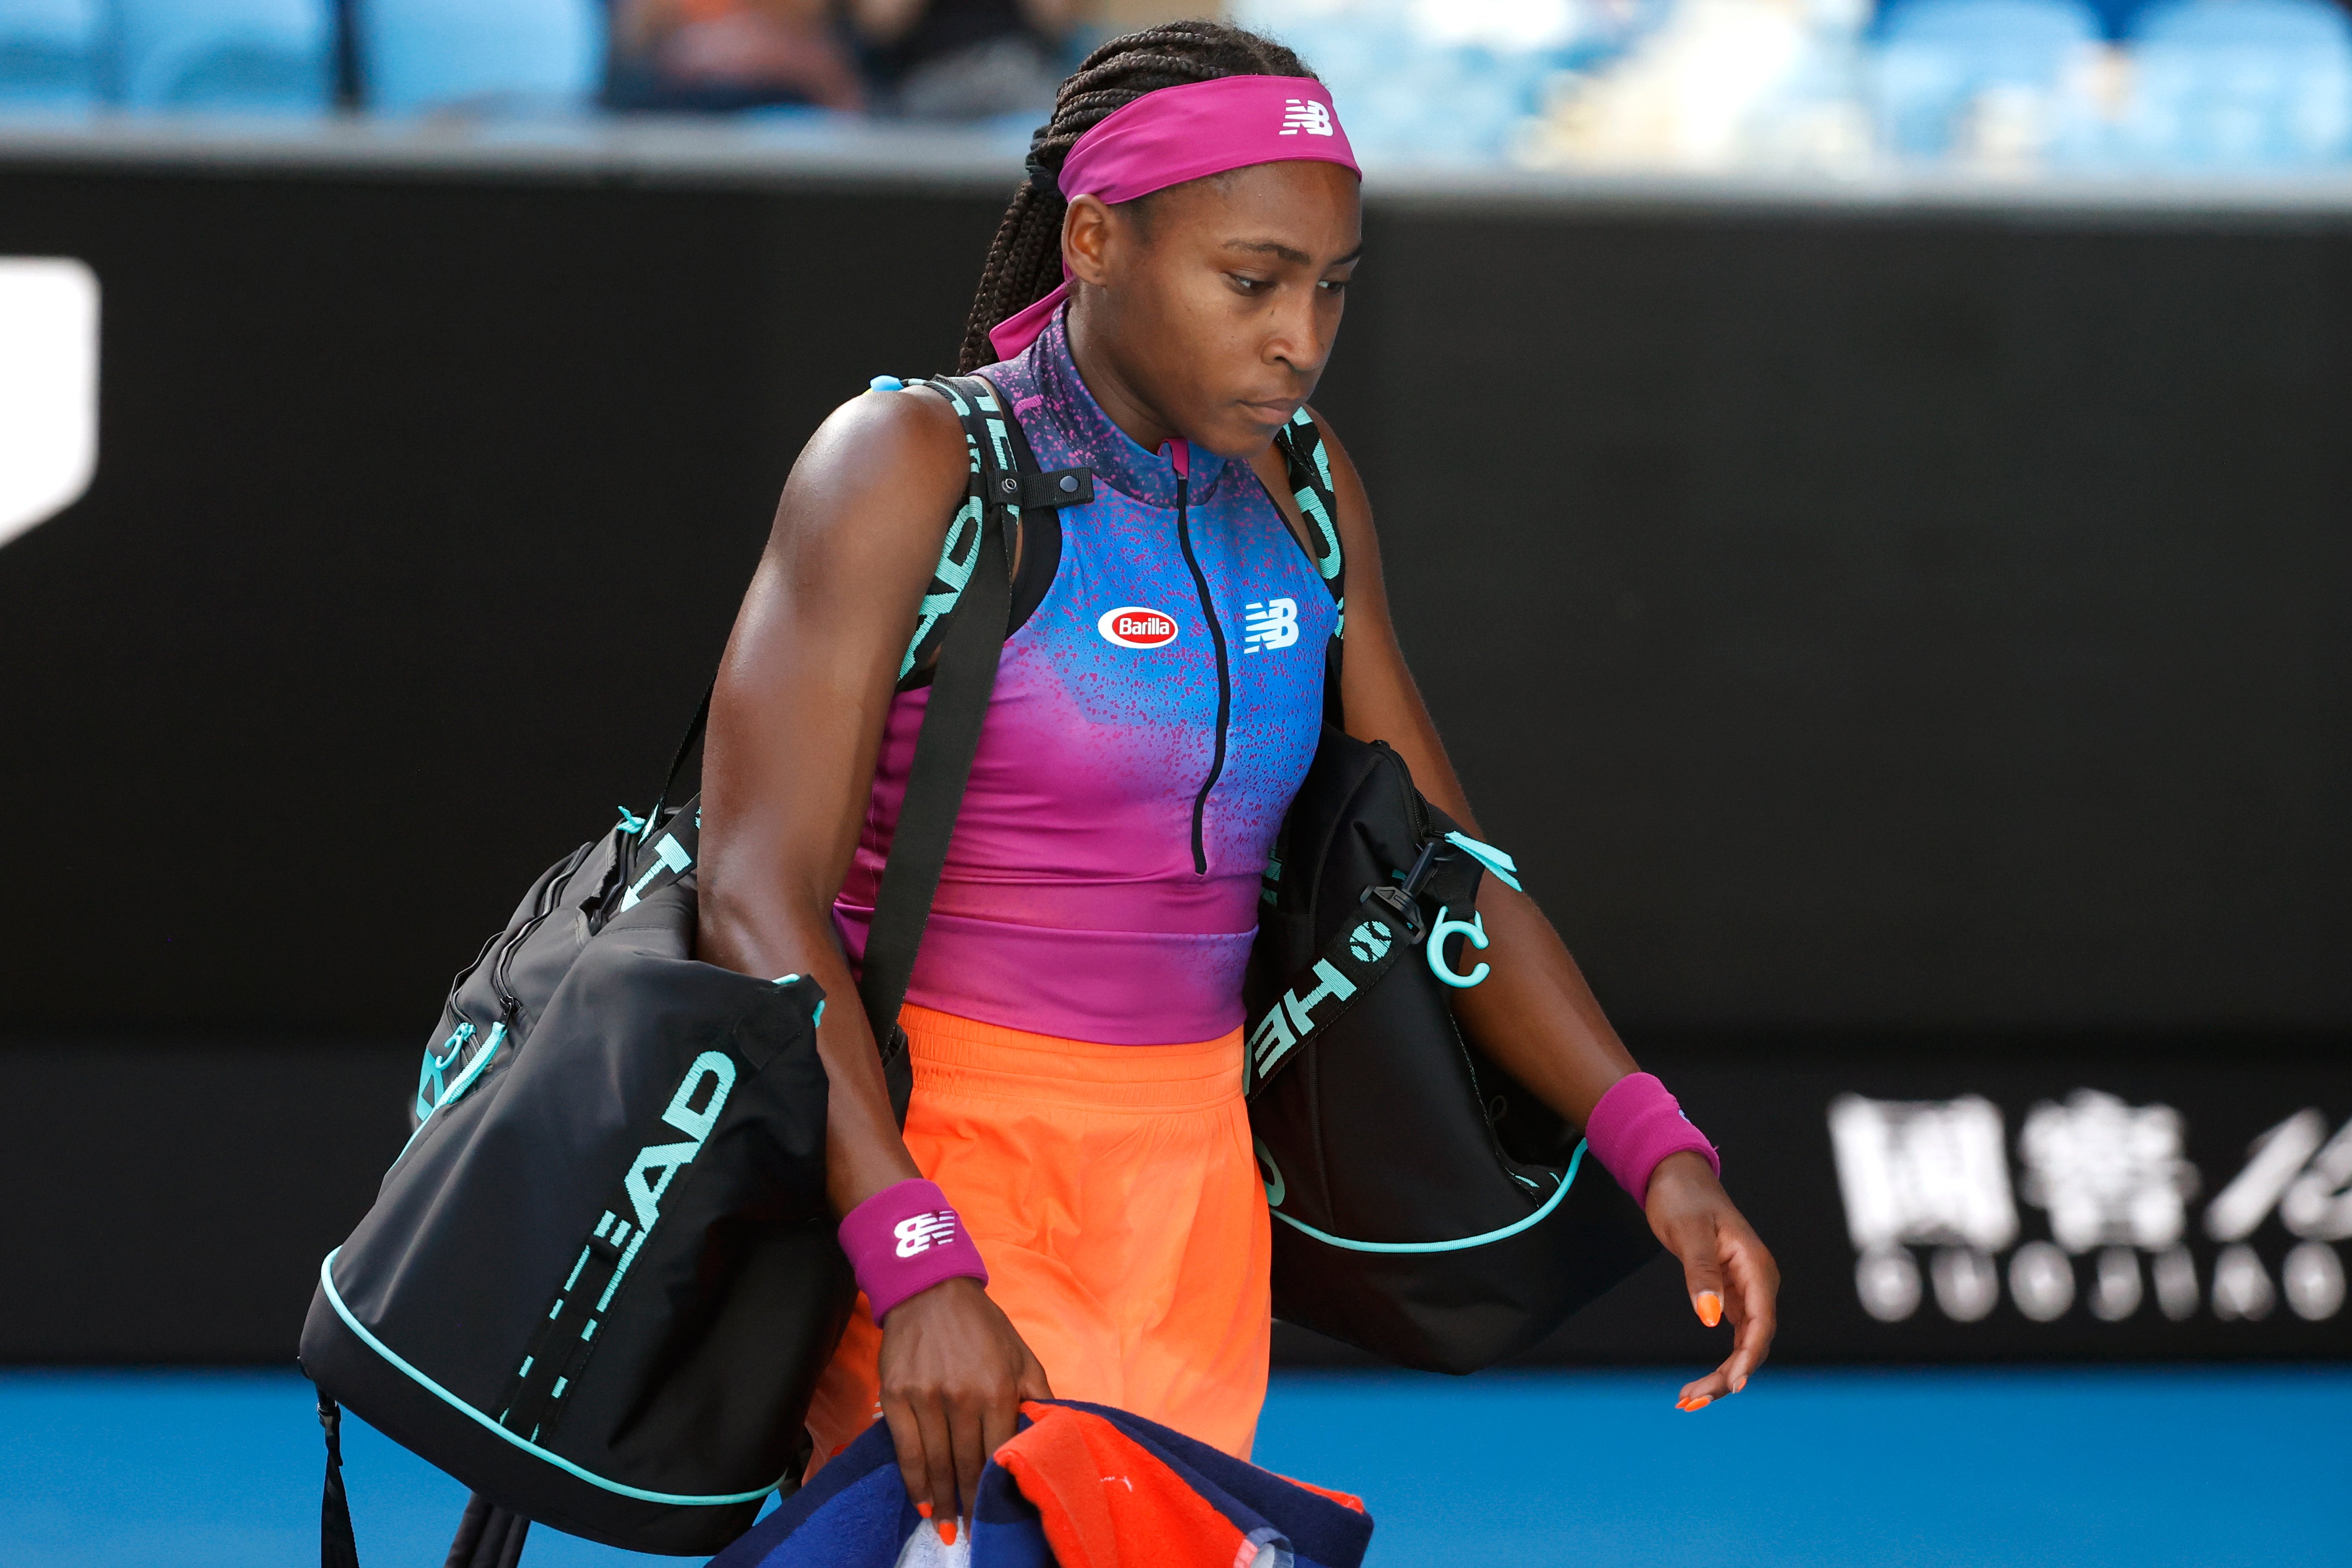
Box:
[1644,1150,1779,1411]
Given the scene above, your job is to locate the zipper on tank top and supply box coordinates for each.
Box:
[1171,469,1232,877]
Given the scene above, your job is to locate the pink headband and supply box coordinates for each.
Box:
[988,75,1360,360]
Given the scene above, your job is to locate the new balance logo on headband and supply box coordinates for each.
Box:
[1279,100,1335,138]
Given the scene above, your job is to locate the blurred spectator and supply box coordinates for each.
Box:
[2117,0,2352,167]
[1517,0,1867,171]
[850,0,1073,118]
[607,0,865,111]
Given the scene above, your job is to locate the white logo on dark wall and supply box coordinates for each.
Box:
[1243,597,1300,654]
[1830,1094,2016,1323]
[1829,1090,2351,1327]
[1279,100,1335,137]
[1097,605,1180,649]
[0,258,100,552]
[2205,1109,2352,1321]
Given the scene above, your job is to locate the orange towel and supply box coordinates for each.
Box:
[805,1004,1273,1472]
[993,1401,1367,1568]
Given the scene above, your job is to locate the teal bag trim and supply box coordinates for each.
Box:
[394,1022,506,1166]
[1425,904,1491,989]
[414,1022,477,1121]
[1268,1140,1586,1254]
[317,1249,788,1508]
[1443,831,1524,893]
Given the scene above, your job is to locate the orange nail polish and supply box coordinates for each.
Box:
[1696,1291,1722,1328]
[939,1519,959,1546]
[915,1502,933,1519]
[1682,1394,1712,1412]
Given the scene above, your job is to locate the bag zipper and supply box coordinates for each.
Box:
[1172,468,1233,876]
[489,841,592,1017]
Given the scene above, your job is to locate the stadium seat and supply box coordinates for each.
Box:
[115,0,333,112]
[1873,0,2104,162]
[0,0,100,109]
[2120,0,2352,166]
[359,0,604,115]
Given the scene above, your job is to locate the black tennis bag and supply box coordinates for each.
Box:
[299,826,844,1554]
[1243,418,1658,1376]
[299,374,1057,1558]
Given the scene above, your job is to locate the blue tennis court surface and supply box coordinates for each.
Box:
[1,1366,2344,1567]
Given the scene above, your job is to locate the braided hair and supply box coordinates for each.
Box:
[955,20,1317,373]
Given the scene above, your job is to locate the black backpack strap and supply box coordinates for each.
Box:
[645,682,712,828]
[1275,407,1344,593]
[856,373,1035,1052]
[1244,406,1372,1099]
[893,384,1090,690]
[1273,408,1347,728]
[442,1493,530,1568]
[609,378,1079,1095]
[316,1390,362,1568]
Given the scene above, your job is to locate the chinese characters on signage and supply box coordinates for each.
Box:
[1829,1091,2349,1326]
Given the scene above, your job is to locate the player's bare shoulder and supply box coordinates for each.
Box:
[770,383,972,589]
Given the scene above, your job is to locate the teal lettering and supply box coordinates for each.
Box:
[1283,959,1358,1037]
[1250,1002,1296,1073]
[662,1051,737,1143]
[625,1141,700,1231]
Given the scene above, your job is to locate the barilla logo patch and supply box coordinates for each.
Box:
[1097,606,1180,648]
[895,1211,958,1258]
[1280,99,1335,137]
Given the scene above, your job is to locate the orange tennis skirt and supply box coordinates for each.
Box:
[803,1002,1273,1473]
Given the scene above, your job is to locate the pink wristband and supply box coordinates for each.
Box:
[838,1178,988,1323]
[1585,1072,1720,1203]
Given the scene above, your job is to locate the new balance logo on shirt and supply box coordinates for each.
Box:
[1279,100,1335,138]
[1243,597,1300,654]
[895,1211,959,1258]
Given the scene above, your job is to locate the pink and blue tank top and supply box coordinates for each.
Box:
[834,310,1338,1045]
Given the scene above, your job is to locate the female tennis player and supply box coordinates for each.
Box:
[697,19,1779,1540]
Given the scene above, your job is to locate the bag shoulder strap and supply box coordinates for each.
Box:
[1274,409,1347,727]
[1274,408,1345,604]
[628,377,1079,1069]
[856,373,1060,1048]
[896,383,1091,688]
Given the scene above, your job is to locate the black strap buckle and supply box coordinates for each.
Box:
[1354,837,1451,945]
[991,468,1094,508]
[1358,883,1427,945]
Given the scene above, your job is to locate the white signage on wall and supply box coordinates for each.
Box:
[0,258,100,551]
[2204,1110,2352,1322]
[1829,1090,2349,1326]
[1829,1093,2016,1322]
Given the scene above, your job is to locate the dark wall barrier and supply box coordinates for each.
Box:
[1,156,2347,1361]
[0,166,1006,1041]
[1523,1044,2352,1365]
[12,1038,2344,1362]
